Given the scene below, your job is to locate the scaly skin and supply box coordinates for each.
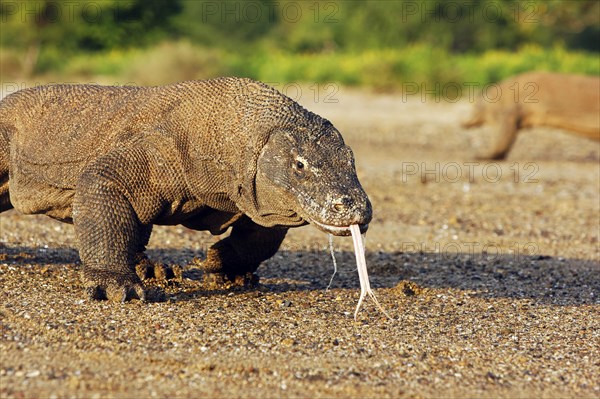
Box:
[0,77,372,301]
[462,72,600,160]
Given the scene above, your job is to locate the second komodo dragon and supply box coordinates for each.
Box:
[0,77,372,301]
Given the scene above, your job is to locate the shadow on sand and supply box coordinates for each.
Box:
[1,244,598,306]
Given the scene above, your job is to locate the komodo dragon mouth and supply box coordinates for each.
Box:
[310,219,369,236]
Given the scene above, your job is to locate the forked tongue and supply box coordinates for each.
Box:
[349,224,391,320]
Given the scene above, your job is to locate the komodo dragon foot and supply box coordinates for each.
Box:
[83,254,178,302]
[134,253,182,285]
[202,270,260,290]
[83,268,148,302]
[192,221,286,289]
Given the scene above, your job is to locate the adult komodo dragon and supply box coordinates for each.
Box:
[0,77,372,301]
[462,71,600,159]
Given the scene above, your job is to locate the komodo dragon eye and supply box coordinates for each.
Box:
[292,158,307,178]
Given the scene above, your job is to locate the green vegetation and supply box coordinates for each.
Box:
[1,0,598,90]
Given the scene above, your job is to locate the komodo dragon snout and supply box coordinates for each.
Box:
[256,123,372,236]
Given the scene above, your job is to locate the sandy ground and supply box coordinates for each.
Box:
[1,88,599,399]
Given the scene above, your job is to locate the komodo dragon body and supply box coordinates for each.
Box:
[0,77,372,300]
[463,72,600,159]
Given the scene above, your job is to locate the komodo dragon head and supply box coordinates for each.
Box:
[193,78,372,236]
[253,116,372,236]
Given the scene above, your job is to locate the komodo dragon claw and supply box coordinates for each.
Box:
[85,278,146,302]
[85,281,167,303]
[135,253,177,278]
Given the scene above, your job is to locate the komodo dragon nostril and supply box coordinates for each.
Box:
[332,197,352,213]
[333,203,346,212]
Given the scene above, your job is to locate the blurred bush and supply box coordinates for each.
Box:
[233,45,598,91]
[1,0,598,89]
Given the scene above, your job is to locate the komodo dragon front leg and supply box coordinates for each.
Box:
[199,218,287,283]
[72,146,158,302]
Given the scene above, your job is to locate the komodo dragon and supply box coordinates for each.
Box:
[0,77,372,301]
[462,71,600,159]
